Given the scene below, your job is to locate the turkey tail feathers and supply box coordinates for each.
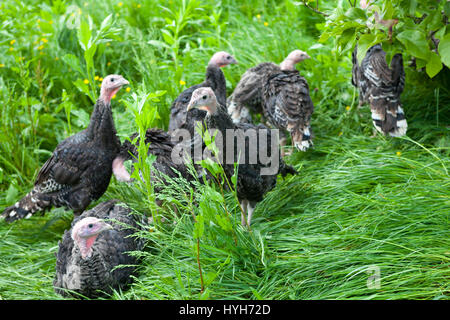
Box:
[371,103,407,137]
[1,188,49,222]
[291,125,313,152]
[392,106,408,137]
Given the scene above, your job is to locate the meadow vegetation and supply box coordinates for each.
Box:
[0,0,448,299]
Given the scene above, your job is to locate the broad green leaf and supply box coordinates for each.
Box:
[318,31,331,43]
[77,18,91,51]
[161,29,175,45]
[329,21,362,37]
[73,78,94,102]
[421,11,443,32]
[148,40,171,50]
[203,272,218,287]
[381,1,394,20]
[309,43,324,50]
[198,158,222,176]
[396,29,430,60]
[445,1,450,16]
[205,187,223,203]
[130,163,141,180]
[415,58,427,70]
[62,54,85,76]
[5,183,18,203]
[84,43,97,73]
[148,90,167,101]
[408,0,417,16]
[434,26,446,41]
[357,34,376,64]
[100,14,113,32]
[438,34,450,68]
[215,214,232,231]
[193,214,204,239]
[199,288,210,300]
[425,52,443,78]
[338,28,356,48]
[345,7,367,21]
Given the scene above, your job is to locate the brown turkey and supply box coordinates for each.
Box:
[53,199,145,298]
[227,49,310,126]
[352,44,407,137]
[168,51,237,136]
[261,50,314,152]
[1,75,129,222]
[187,87,297,227]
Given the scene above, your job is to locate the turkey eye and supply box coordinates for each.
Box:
[88,224,93,228]
[227,56,231,60]
[202,95,207,100]
[111,78,115,82]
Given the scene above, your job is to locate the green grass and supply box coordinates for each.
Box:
[0,0,449,300]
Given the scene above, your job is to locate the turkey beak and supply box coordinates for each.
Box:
[230,57,238,65]
[118,77,129,87]
[99,222,113,233]
[113,77,129,89]
[186,99,197,112]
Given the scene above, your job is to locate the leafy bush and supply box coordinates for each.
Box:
[316,0,449,78]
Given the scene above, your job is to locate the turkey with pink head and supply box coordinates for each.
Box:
[2,75,129,222]
[53,199,145,298]
[168,51,237,136]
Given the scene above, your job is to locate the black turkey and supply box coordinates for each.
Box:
[168,51,237,136]
[261,50,314,152]
[227,50,310,126]
[53,199,145,298]
[113,128,202,186]
[352,44,407,137]
[2,75,128,222]
[187,87,297,226]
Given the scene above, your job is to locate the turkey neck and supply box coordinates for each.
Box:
[205,64,227,106]
[205,103,235,133]
[86,99,120,149]
[203,103,236,167]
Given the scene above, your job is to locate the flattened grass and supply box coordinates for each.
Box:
[0,0,448,300]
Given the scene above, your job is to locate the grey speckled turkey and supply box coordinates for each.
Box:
[227,50,310,127]
[261,50,314,152]
[53,199,145,298]
[352,44,407,137]
[187,87,297,226]
[168,51,237,136]
[1,75,129,222]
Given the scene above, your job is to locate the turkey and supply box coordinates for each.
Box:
[53,199,145,298]
[352,44,407,137]
[187,87,297,227]
[113,128,201,186]
[1,75,129,222]
[261,50,315,152]
[227,49,310,126]
[168,51,237,136]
